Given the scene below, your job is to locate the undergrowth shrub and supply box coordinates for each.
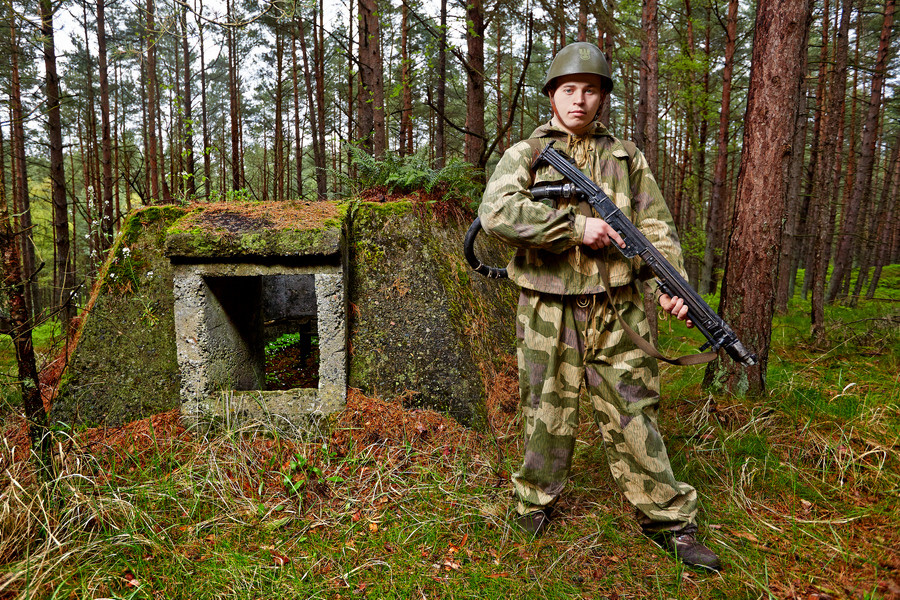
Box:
[338,146,482,208]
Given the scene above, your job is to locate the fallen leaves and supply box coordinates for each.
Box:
[122,571,140,588]
[733,531,760,543]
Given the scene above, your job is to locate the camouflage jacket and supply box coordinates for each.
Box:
[478,121,687,296]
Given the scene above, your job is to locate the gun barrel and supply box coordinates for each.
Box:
[536,143,758,367]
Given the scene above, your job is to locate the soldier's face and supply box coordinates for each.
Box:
[549,74,606,136]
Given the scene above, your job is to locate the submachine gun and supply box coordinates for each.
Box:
[464,142,757,367]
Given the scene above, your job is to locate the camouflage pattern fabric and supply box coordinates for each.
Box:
[513,285,698,530]
[478,120,688,295]
[479,120,697,531]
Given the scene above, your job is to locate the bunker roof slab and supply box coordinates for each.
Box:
[164,201,347,260]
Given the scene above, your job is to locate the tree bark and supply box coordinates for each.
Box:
[197,3,211,199]
[274,26,285,202]
[297,16,325,198]
[865,146,898,299]
[39,0,74,328]
[699,0,738,295]
[8,9,38,317]
[0,123,51,480]
[810,0,852,343]
[464,0,486,171]
[704,0,812,395]
[313,2,329,196]
[181,3,196,199]
[435,0,447,167]
[97,0,115,248]
[227,0,242,193]
[291,29,303,198]
[775,65,810,312]
[146,0,160,202]
[358,0,385,156]
[644,0,659,174]
[854,131,899,304]
[827,0,895,303]
[801,0,831,300]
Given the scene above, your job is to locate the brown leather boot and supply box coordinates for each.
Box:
[647,525,722,571]
[515,508,553,537]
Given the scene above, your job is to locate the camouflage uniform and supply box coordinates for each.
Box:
[479,120,697,531]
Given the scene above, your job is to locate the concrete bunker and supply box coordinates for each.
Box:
[52,201,516,432]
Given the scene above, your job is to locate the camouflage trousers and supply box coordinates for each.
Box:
[513,284,698,531]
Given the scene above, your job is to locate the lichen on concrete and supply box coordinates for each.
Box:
[51,198,516,433]
[52,206,187,428]
[347,200,518,428]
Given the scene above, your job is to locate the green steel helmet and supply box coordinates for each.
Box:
[542,42,614,96]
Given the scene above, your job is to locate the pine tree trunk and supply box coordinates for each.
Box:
[703,0,812,395]
[775,66,810,312]
[291,31,303,198]
[146,0,160,202]
[97,0,115,246]
[0,123,50,480]
[197,5,211,199]
[297,16,323,199]
[358,0,385,156]
[39,0,74,328]
[699,0,738,295]
[313,3,329,196]
[274,27,284,202]
[810,0,852,342]
[400,3,413,156]
[8,10,38,318]
[801,0,831,300]
[865,151,898,298]
[643,0,660,173]
[435,0,447,167]
[827,0,895,303]
[464,0,486,171]
[181,3,196,199]
[228,0,242,193]
[853,132,899,304]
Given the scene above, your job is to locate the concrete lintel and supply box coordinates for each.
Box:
[175,262,340,277]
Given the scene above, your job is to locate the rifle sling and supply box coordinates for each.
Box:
[597,260,717,366]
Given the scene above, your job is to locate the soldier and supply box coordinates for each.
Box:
[478,42,721,571]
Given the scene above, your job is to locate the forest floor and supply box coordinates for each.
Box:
[0,267,898,600]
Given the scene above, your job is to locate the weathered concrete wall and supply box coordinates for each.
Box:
[51,207,187,427]
[348,202,518,428]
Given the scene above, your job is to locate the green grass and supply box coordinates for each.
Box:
[1,266,898,599]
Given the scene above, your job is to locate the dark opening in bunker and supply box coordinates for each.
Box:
[203,274,319,392]
[263,274,319,390]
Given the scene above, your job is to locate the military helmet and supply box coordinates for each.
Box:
[542,42,614,96]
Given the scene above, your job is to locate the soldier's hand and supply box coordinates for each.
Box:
[659,294,694,328]
[582,217,626,249]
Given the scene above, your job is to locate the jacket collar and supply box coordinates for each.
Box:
[529,120,612,140]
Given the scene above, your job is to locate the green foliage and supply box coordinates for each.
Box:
[678,223,707,266]
[264,332,316,358]
[340,146,483,202]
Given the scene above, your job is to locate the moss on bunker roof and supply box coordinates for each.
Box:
[165,201,347,259]
[170,201,346,234]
